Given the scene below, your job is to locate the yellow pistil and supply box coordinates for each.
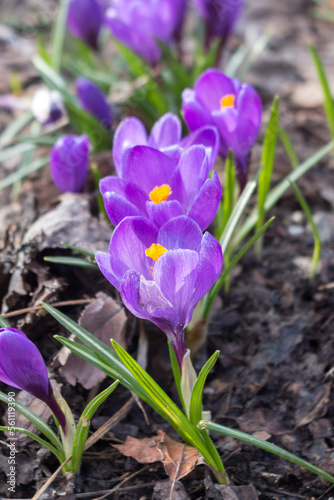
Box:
[219,94,235,109]
[149,184,172,204]
[145,243,168,269]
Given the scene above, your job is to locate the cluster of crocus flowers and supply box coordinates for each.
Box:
[50,135,90,193]
[0,327,66,433]
[182,69,262,189]
[96,216,223,368]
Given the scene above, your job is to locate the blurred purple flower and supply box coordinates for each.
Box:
[193,0,242,49]
[182,68,262,189]
[101,144,221,230]
[173,0,188,40]
[96,216,222,367]
[50,135,90,193]
[67,0,104,49]
[76,77,112,129]
[105,0,181,65]
[0,327,66,432]
[113,113,219,174]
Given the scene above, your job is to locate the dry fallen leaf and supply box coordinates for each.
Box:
[211,484,259,500]
[55,292,127,390]
[114,430,201,481]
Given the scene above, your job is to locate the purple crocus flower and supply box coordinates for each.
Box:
[0,328,66,432]
[193,0,243,49]
[50,135,90,193]
[112,113,219,174]
[76,77,112,129]
[182,68,262,189]
[96,216,222,368]
[67,0,104,49]
[105,0,178,65]
[172,0,187,40]
[101,144,221,230]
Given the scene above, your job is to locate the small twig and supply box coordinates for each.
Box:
[1,299,95,319]
[93,465,151,500]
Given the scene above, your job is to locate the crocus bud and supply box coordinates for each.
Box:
[31,88,65,126]
[182,68,262,189]
[76,77,112,129]
[193,0,243,49]
[67,0,104,49]
[0,327,66,432]
[50,135,90,193]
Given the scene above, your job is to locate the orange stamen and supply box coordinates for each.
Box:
[219,94,235,109]
[145,243,168,269]
[149,184,172,204]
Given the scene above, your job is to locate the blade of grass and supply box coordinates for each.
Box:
[0,315,10,328]
[233,141,333,249]
[50,0,69,72]
[43,256,98,270]
[0,143,36,163]
[189,351,219,426]
[199,420,334,484]
[0,111,33,148]
[279,127,299,168]
[0,426,63,462]
[309,44,334,140]
[216,150,236,241]
[60,243,95,259]
[255,96,279,258]
[0,155,49,191]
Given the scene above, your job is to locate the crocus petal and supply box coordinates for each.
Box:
[112,117,148,176]
[193,231,223,305]
[188,171,222,231]
[50,135,89,193]
[146,200,183,227]
[95,251,128,291]
[154,249,199,327]
[109,216,158,280]
[158,216,203,252]
[121,146,177,194]
[182,88,214,131]
[100,176,148,214]
[103,192,144,226]
[194,69,236,111]
[76,77,112,128]
[148,113,182,149]
[180,126,219,170]
[67,0,104,49]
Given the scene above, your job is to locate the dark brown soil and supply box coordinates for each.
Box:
[1,0,334,499]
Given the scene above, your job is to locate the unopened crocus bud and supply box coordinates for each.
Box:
[76,77,112,129]
[182,68,262,189]
[0,327,66,432]
[67,0,104,49]
[50,135,90,193]
[193,0,243,49]
[31,88,65,126]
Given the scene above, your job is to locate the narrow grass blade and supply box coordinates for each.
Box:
[0,111,33,148]
[0,391,59,448]
[0,155,49,191]
[168,340,185,411]
[0,426,63,462]
[279,127,299,168]
[256,96,279,257]
[0,143,35,163]
[43,256,98,270]
[309,44,334,140]
[50,0,69,72]
[289,181,321,279]
[233,141,333,249]
[216,150,236,241]
[60,242,95,259]
[111,339,224,473]
[203,217,275,318]
[199,420,334,484]
[72,381,119,472]
[189,351,219,426]
[237,31,271,80]
[0,315,10,328]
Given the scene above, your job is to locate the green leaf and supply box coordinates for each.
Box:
[216,150,236,241]
[256,96,279,257]
[0,111,34,148]
[199,420,334,484]
[43,256,98,270]
[189,351,219,426]
[279,127,299,168]
[0,426,63,462]
[111,339,224,472]
[0,315,10,328]
[60,242,95,259]
[309,44,334,140]
[203,217,275,318]
[168,340,185,411]
[0,142,36,163]
[233,141,334,249]
[72,381,119,472]
[50,0,69,72]
[289,181,321,280]
[0,391,60,449]
[0,155,49,191]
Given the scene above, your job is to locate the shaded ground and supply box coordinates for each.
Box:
[1,0,334,498]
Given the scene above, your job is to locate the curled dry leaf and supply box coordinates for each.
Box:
[54,292,127,390]
[114,430,201,481]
